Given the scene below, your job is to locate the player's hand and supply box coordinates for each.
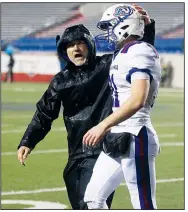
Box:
[17,146,31,166]
[83,123,107,146]
[132,4,151,25]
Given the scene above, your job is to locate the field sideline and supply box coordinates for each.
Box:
[1,83,184,209]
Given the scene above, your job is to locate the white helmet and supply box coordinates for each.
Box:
[96,4,145,47]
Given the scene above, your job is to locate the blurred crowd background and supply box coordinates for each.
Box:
[1,2,184,88]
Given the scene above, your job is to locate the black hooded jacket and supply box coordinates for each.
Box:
[18,21,155,159]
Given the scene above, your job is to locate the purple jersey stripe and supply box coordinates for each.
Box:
[126,68,153,84]
[121,41,142,54]
[135,126,154,209]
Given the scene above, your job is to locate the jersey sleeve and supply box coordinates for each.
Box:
[131,72,150,81]
[124,42,158,84]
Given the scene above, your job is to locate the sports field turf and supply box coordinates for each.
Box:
[1,82,184,209]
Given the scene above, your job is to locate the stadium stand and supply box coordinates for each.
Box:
[29,3,185,38]
[2,2,184,40]
[1,2,184,86]
[1,2,184,52]
[158,24,184,38]
[1,3,83,41]
[77,3,184,37]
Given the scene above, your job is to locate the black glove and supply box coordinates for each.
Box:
[103,132,131,158]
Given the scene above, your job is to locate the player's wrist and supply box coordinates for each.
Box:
[99,121,109,132]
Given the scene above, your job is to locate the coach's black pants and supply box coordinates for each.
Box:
[63,155,115,209]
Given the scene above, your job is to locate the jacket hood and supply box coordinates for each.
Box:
[56,24,96,68]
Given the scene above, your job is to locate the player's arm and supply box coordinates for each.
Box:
[101,79,150,127]
[17,76,61,165]
[83,45,156,146]
[83,79,150,146]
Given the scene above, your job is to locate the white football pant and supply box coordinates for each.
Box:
[84,126,160,209]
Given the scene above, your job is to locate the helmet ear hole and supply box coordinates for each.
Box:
[120,25,129,38]
[121,25,129,30]
[123,32,129,39]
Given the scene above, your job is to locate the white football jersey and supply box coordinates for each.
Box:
[109,41,161,135]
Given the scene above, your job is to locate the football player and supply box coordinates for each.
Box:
[83,3,161,209]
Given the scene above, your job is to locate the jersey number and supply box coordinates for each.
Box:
[109,74,120,107]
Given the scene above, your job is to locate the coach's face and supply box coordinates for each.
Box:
[66,40,88,66]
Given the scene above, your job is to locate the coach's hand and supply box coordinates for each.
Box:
[132,4,151,25]
[17,146,31,166]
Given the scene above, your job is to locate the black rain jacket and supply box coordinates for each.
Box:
[18,21,155,159]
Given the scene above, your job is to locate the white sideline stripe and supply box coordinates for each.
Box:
[2,178,184,196]
[159,88,183,93]
[120,178,184,186]
[154,122,184,127]
[1,124,12,127]
[1,122,184,134]
[160,142,184,146]
[159,94,183,97]
[3,87,183,93]
[2,149,68,156]
[3,88,44,92]
[2,127,66,134]
[2,115,32,119]
[1,130,178,139]
[1,142,184,156]
[159,134,176,138]
[158,92,184,95]
[1,200,67,209]
[2,187,67,196]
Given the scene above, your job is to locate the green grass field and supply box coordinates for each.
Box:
[1,82,184,209]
